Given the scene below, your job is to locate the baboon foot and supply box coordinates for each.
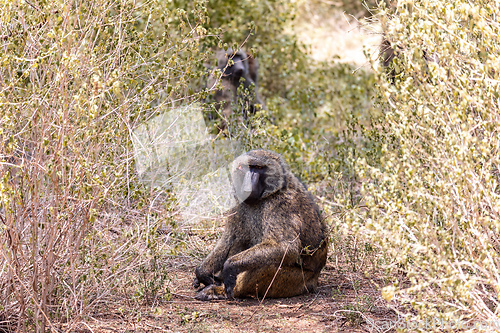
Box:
[195,285,226,301]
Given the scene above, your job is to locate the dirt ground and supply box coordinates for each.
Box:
[73,260,399,333]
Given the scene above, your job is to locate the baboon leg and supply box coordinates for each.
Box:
[195,284,226,301]
[233,266,320,299]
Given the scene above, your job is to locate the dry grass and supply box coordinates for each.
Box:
[60,227,400,333]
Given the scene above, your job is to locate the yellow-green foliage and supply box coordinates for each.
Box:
[357,0,500,327]
[9,0,498,330]
[0,0,211,330]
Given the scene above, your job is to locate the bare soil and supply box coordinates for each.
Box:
[73,261,398,333]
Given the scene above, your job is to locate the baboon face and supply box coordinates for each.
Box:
[217,49,250,86]
[205,49,264,133]
[232,163,267,204]
[231,150,286,204]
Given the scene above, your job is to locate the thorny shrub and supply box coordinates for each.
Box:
[0,0,213,331]
[353,0,500,329]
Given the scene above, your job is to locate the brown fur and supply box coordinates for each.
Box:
[206,48,266,131]
[193,149,328,300]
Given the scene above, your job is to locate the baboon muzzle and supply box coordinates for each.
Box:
[237,169,263,204]
[233,67,244,79]
[242,170,258,193]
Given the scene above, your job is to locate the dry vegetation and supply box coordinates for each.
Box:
[358,1,500,329]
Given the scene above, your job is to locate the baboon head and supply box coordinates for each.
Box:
[230,150,289,204]
[216,48,251,86]
[205,48,263,132]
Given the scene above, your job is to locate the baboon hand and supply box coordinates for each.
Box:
[222,263,237,300]
[225,285,235,300]
[192,277,201,289]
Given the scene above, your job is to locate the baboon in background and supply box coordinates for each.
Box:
[206,48,266,130]
[193,149,328,301]
[380,38,399,80]
[380,38,439,81]
[380,39,397,69]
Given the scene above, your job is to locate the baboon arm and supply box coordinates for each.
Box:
[221,239,301,298]
[226,239,301,270]
[195,211,242,287]
[195,230,233,287]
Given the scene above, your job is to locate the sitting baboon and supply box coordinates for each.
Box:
[206,48,266,130]
[193,149,328,300]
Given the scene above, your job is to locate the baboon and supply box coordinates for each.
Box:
[380,38,439,81]
[380,39,397,69]
[380,38,399,80]
[193,149,328,301]
[206,48,266,130]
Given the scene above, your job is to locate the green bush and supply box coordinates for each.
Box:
[356,0,500,327]
[0,0,389,330]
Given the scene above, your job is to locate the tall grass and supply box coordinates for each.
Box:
[0,0,210,330]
